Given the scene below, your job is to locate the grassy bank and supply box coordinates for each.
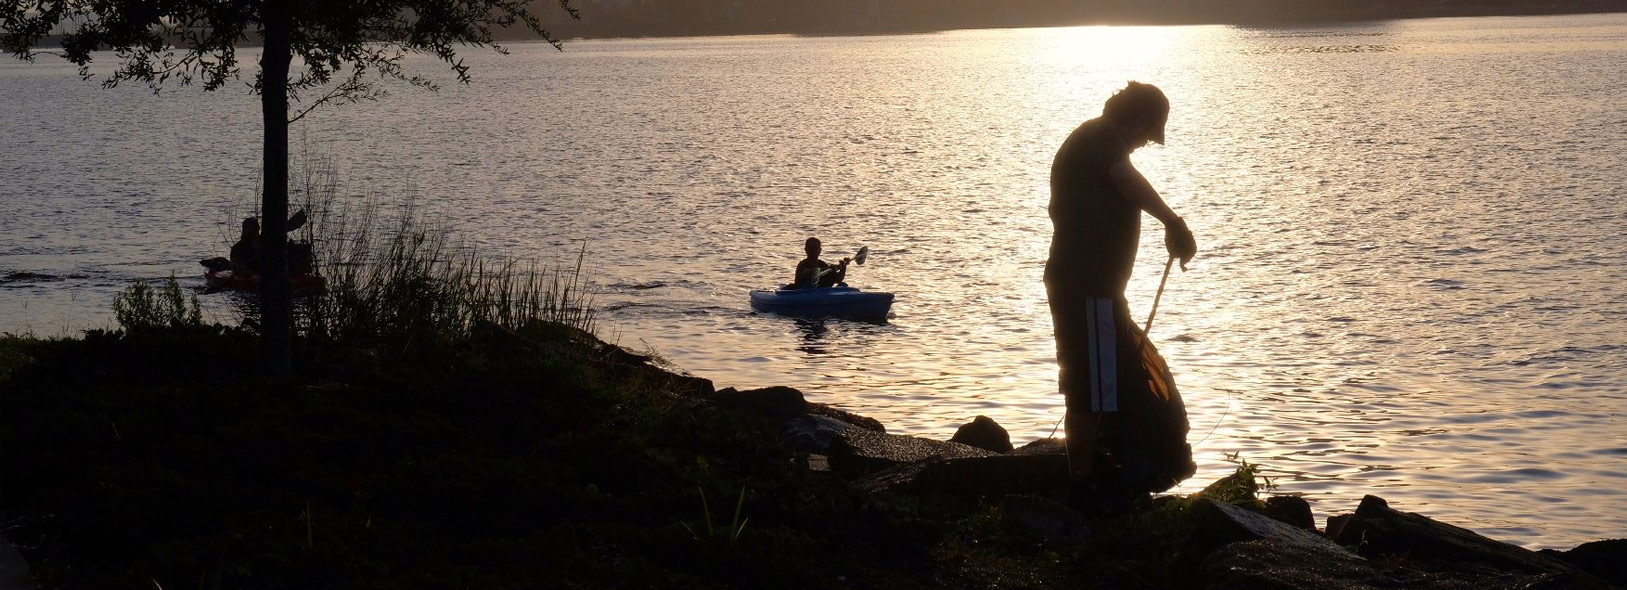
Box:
[0,313,1241,589]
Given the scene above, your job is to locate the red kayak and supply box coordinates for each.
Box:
[204,269,326,294]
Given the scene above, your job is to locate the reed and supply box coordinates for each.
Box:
[285,149,595,352]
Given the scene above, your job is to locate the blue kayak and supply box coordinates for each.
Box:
[749,286,894,321]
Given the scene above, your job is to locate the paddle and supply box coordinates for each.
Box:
[287,209,308,233]
[815,246,868,281]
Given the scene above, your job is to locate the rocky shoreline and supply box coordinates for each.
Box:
[704,382,1626,590]
[502,323,1627,589]
[1,322,1622,588]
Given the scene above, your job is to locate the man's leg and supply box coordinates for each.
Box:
[1063,403,1108,514]
[1052,292,1121,514]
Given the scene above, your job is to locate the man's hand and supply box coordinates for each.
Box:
[1165,219,1197,271]
[840,257,851,267]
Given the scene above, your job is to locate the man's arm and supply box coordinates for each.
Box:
[1108,158,1181,227]
[1110,158,1197,269]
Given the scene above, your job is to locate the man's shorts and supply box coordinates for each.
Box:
[1050,294,1128,413]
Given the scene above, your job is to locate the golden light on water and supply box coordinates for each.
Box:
[4,15,1626,548]
[1046,25,1182,68]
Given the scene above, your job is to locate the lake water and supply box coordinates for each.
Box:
[3,13,1625,549]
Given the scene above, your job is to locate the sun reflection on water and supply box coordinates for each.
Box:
[3,14,1626,549]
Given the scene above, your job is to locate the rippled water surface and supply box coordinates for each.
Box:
[4,14,1625,548]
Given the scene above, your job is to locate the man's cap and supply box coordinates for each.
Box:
[1104,81,1169,145]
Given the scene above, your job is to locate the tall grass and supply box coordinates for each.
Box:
[284,148,595,351]
[112,275,204,332]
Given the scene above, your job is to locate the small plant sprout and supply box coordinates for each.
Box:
[682,486,749,545]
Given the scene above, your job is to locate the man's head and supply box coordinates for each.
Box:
[804,237,822,258]
[1102,81,1169,147]
[241,217,260,238]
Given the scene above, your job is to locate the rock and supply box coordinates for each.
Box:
[1330,495,1589,578]
[612,347,716,398]
[855,454,1067,497]
[780,414,860,454]
[0,532,36,590]
[1188,497,1355,560]
[1192,538,1603,590]
[1326,513,1354,541]
[1543,539,1627,588]
[806,454,831,472]
[1012,437,1067,456]
[1263,495,1316,531]
[1194,538,1388,590]
[1000,494,1091,544]
[471,320,715,397]
[714,386,808,422]
[949,415,1013,453]
[807,402,885,432]
[614,357,715,398]
[826,428,997,477]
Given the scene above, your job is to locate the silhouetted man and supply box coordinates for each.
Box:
[793,237,849,289]
[1046,82,1198,514]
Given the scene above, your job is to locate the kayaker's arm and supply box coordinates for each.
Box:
[829,259,849,286]
[794,258,820,288]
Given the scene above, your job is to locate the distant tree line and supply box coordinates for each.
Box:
[518,0,1626,38]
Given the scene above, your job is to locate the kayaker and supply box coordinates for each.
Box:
[791,237,849,289]
[229,217,261,274]
[1046,81,1198,515]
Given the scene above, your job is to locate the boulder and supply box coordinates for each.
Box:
[826,428,998,477]
[472,320,715,397]
[807,402,885,432]
[0,532,35,590]
[856,453,1067,497]
[612,355,714,398]
[1012,437,1067,456]
[1542,539,1627,588]
[1263,495,1316,531]
[1330,495,1589,578]
[1194,538,1391,590]
[780,414,860,454]
[1326,513,1354,540]
[714,386,808,422]
[1000,494,1091,545]
[949,415,1013,453]
[1188,497,1355,559]
[1193,538,1603,590]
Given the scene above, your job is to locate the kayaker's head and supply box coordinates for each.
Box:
[804,237,822,259]
[240,217,260,240]
[1103,81,1168,149]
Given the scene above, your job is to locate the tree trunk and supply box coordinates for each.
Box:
[260,0,293,377]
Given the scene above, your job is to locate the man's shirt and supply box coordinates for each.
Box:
[1046,117,1141,297]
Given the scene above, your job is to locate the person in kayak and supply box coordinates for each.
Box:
[229,217,261,274]
[791,237,850,289]
[1046,81,1198,515]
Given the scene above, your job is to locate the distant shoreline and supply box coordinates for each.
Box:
[21,6,1627,50]
[533,5,1627,43]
